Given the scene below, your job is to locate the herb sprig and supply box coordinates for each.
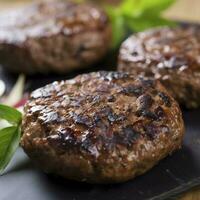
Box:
[105,0,176,47]
[0,105,22,175]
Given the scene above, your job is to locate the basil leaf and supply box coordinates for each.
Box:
[120,0,175,16]
[125,15,176,32]
[138,0,176,15]
[120,0,138,15]
[107,7,126,48]
[119,0,177,19]
[0,104,22,125]
[0,126,21,175]
[104,0,177,48]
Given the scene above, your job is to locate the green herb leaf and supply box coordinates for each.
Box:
[125,15,176,32]
[0,105,22,175]
[0,126,21,175]
[138,0,176,15]
[0,104,22,125]
[120,0,176,16]
[104,0,177,48]
[106,7,126,48]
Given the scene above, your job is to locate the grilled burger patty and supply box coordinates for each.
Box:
[118,26,200,108]
[21,71,184,183]
[0,0,111,74]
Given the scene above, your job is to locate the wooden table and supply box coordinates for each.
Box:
[0,0,200,199]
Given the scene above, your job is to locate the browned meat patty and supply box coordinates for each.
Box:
[0,0,111,74]
[21,71,184,183]
[118,26,200,108]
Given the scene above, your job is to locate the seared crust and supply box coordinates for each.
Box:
[0,0,111,74]
[118,26,200,108]
[21,71,184,183]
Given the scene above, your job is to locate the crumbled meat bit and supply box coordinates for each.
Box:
[144,124,169,139]
[117,126,140,147]
[121,85,143,97]
[107,113,126,123]
[154,106,165,120]
[165,56,188,68]
[73,113,94,127]
[92,95,101,104]
[136,110,158,120]
[107,95,116,102]
[139,78,155,88]
[138,94,154,110]
[47,128,78,149]
[38,111,59,124]
[158,92,171,107]
[101,71,129,81]
[31,88,52,99]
